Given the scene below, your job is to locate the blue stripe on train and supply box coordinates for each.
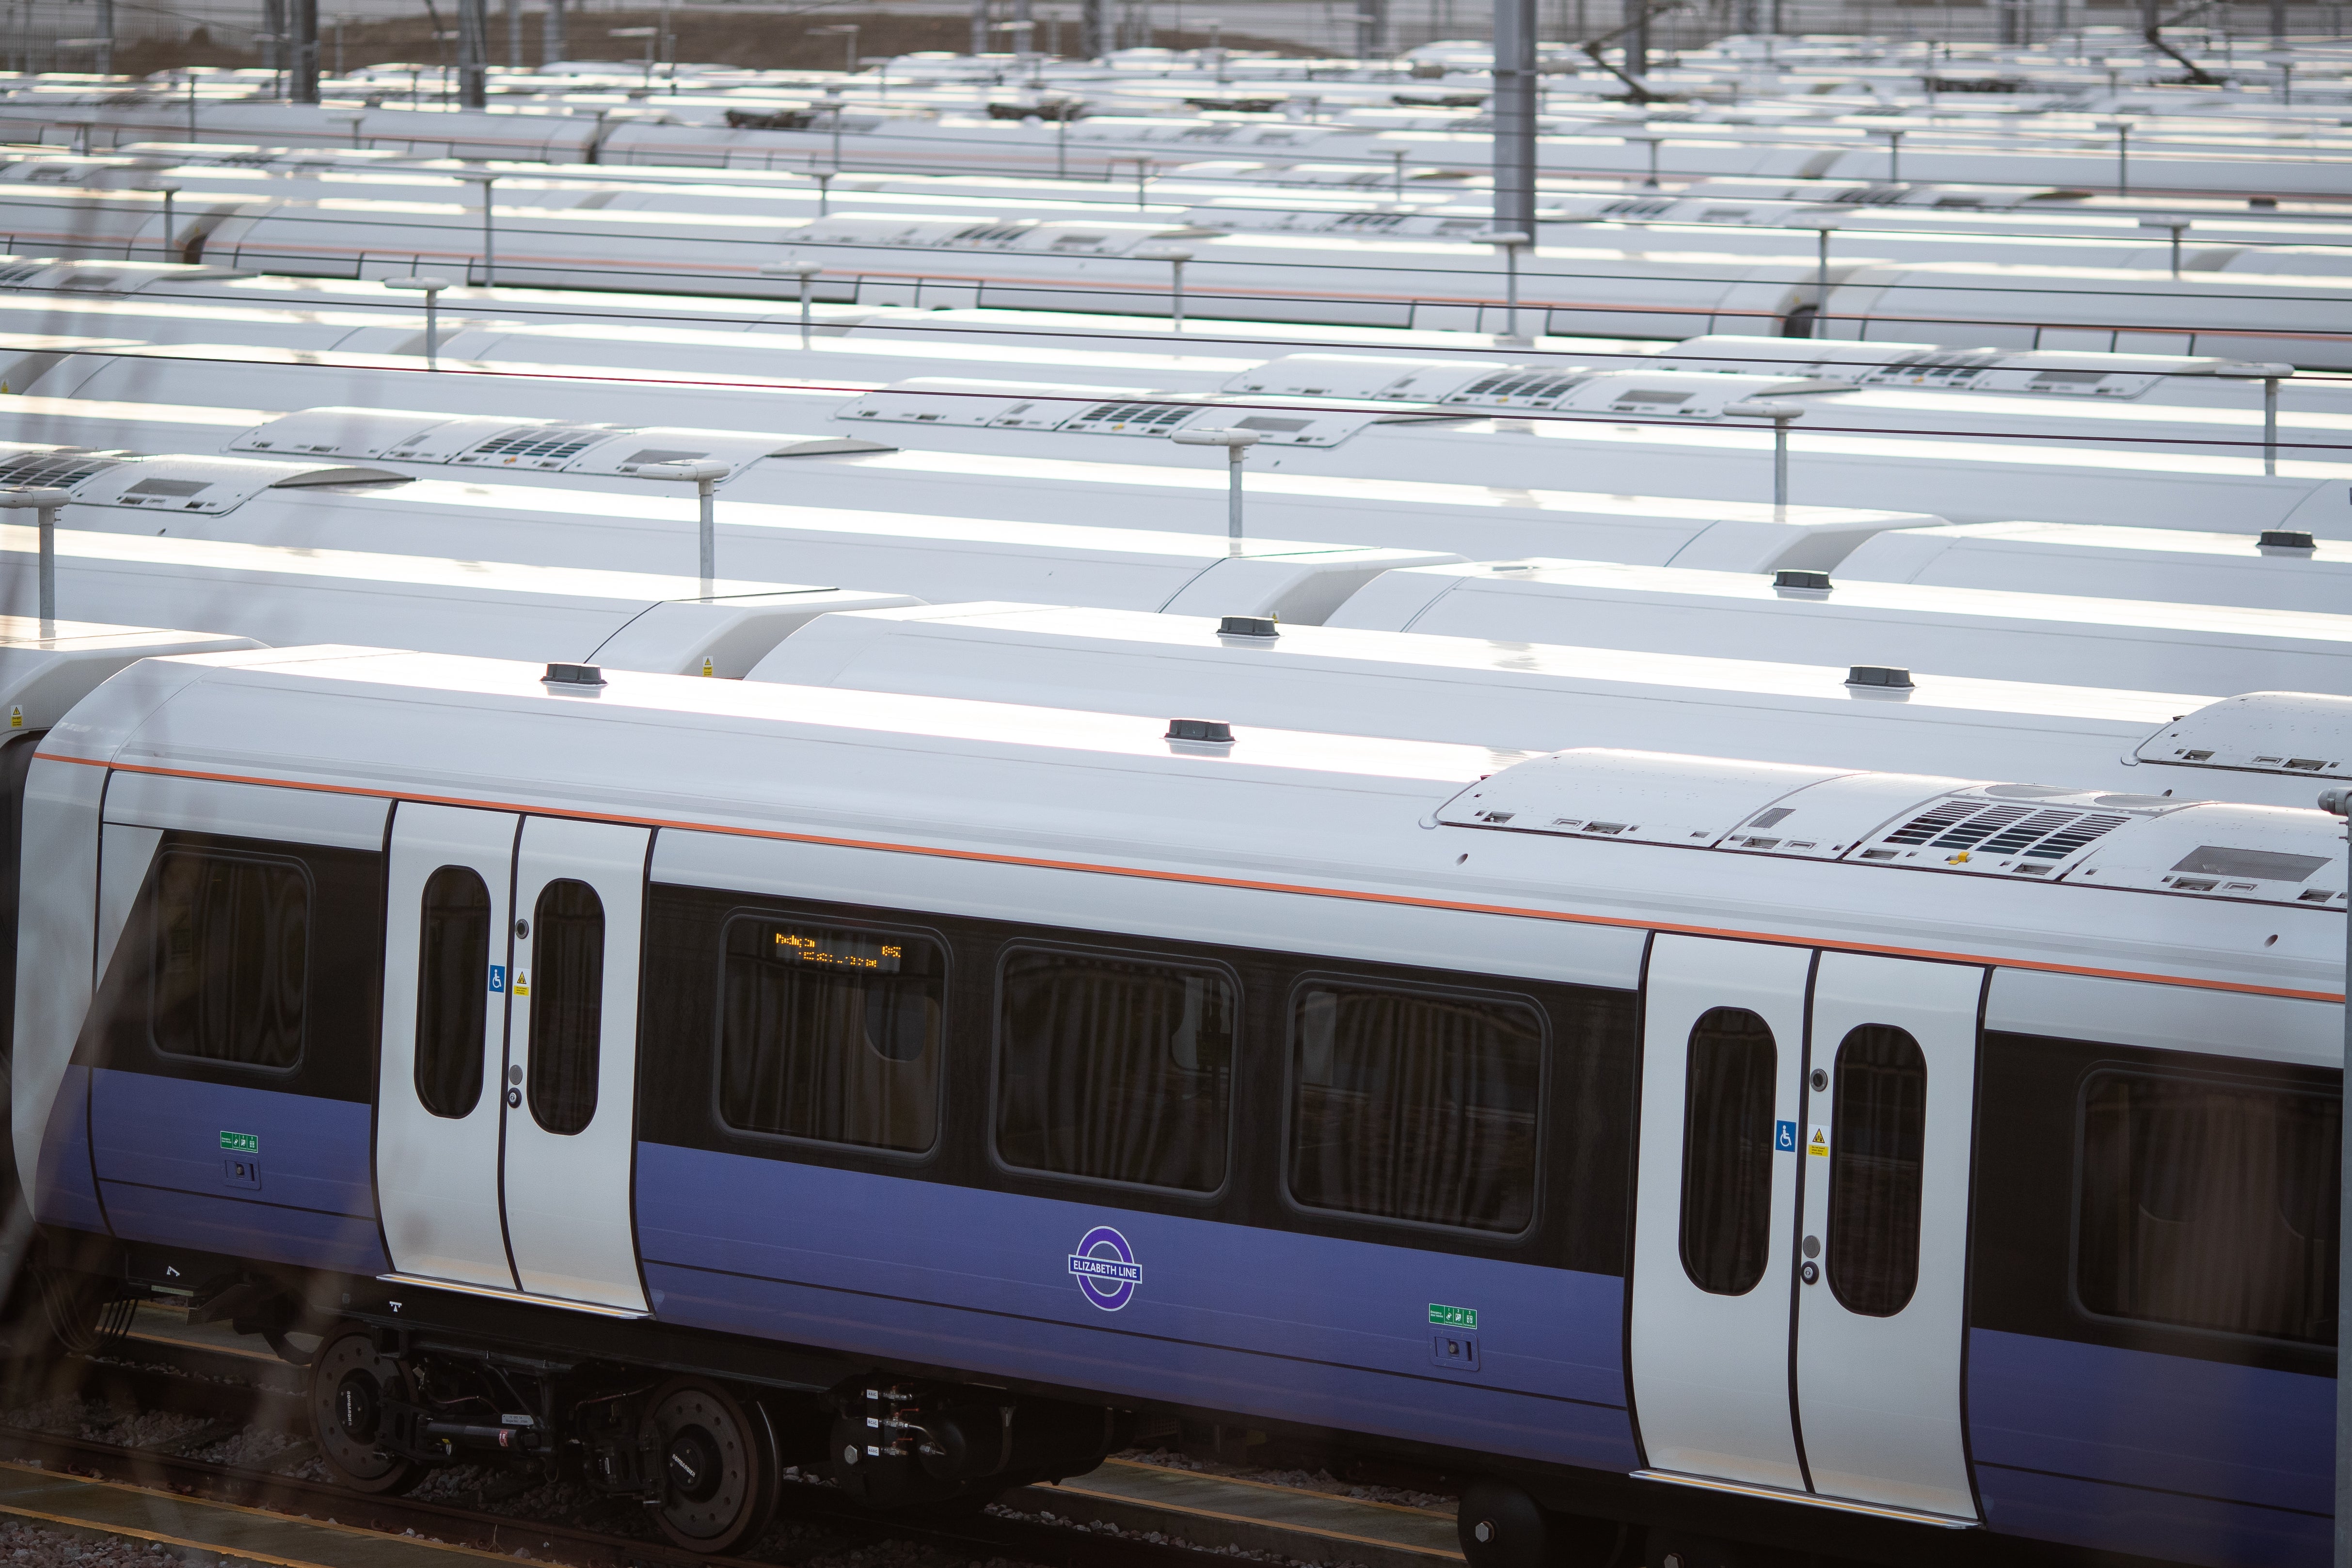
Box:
[34,1064,103,1233]
[1968,1327,2330,1568]
[636,1142,1635,1471]
[87,1069,386,1275]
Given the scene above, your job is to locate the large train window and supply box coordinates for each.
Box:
[2077,1071,2339,1346]
[149,849,309,1070]
[716,917,944,1154]
[1286,979,1542,1235]
[415,867,491,1119]
[1680,1007,1776,1295]
[526,879,604,1136]
[1828,1025,1926,1317]
[994,947,1233,1192]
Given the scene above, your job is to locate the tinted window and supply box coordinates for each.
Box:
[1681,1007,1777,1295]
[2079,1072,2339,1345]
[150,851,308,1069]
[718,917,943,1153]
[415,866,491,1119]
[995,949,1232,1191]
[527,879,604,1136]
[1827,1024,1926,1317]
[1288,982,1542,1234]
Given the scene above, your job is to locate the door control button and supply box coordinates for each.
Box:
[1801,1261,1820,1285]
[1810,1068,1828,1092]
[506,1087,523,1109]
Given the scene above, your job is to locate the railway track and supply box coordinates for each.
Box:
[0,1340,1454,1568]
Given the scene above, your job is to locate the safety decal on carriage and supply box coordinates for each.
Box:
[1068,1225,1141,1312]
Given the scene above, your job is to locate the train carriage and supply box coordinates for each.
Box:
[4,645,2344,1568]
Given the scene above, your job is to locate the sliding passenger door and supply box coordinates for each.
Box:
[499,816,651,1311]
[377,808,650,1313]
[377,803,520,1290]
[1629,935,1811,1490]
[1792,952,1983,1519]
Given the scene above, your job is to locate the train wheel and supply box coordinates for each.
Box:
[644,1377,779,1554]
[310,1322,422,1495]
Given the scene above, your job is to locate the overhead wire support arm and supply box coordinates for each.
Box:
[1577,0,1687,105]
[2143,0,2222,84]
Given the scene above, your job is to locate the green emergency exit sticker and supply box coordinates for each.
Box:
[219,1132,258,1154]
[1429,1304,1477,1329]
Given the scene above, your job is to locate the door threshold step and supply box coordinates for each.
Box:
[377,1274,649,1318]
[1631,1471,1978,1528]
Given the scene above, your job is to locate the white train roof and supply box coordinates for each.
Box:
[0,402,1934,577]
[0,521,918,677]
[1327,556,2352,696]
[746,599,2345,807]
[1836,519,2352,613]
[46,647,2346,1005]
[27,457,1457,624]
[0,618,261,730]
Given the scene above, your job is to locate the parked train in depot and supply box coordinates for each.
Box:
[0,643,2342,1568]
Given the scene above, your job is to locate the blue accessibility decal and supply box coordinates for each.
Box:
[1775,1120,1798,1153]
[1068,1225,1141,1312]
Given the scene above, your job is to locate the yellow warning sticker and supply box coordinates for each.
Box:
[1808,1125,1829,1157]
[701,657,715,677]
[513,969,531,998]
[7,707,21,729]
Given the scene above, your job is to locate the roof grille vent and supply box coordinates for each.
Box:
[1847,665,1914,689]
[1062,402,1197,434]
[1446,372,1586,408]
[543,662,605,687]
[1217,616,1278,638]
[0,450,124,489]
[2258,529,2317,554]
[460,425,617,468]
[1165,718,1234,743]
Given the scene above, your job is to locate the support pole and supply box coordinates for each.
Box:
[1172,428,1261,555]
[461,173,498,285]
[2219,362,2293,477]
[640,460,732,594]
[457,0,487,106]
[385,274,453,368]
[2137,215,2191,276]
[290,0,319,100]
[1726,400,1805,509]
[1478,229,1531,345]
[0,489,72,631]
[761,258,822,347]
[1137,245,1192,331]
[1491,0,1536,241]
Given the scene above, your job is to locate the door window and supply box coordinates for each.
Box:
[2078,1071,2339,1345]
[527,879,604,1136]
[1287,981,1543,1234]
[414,866,492,1119]
[1828,1024,1927,1317]
[1680,1007,1777,1295]
[150,850,309,1070]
